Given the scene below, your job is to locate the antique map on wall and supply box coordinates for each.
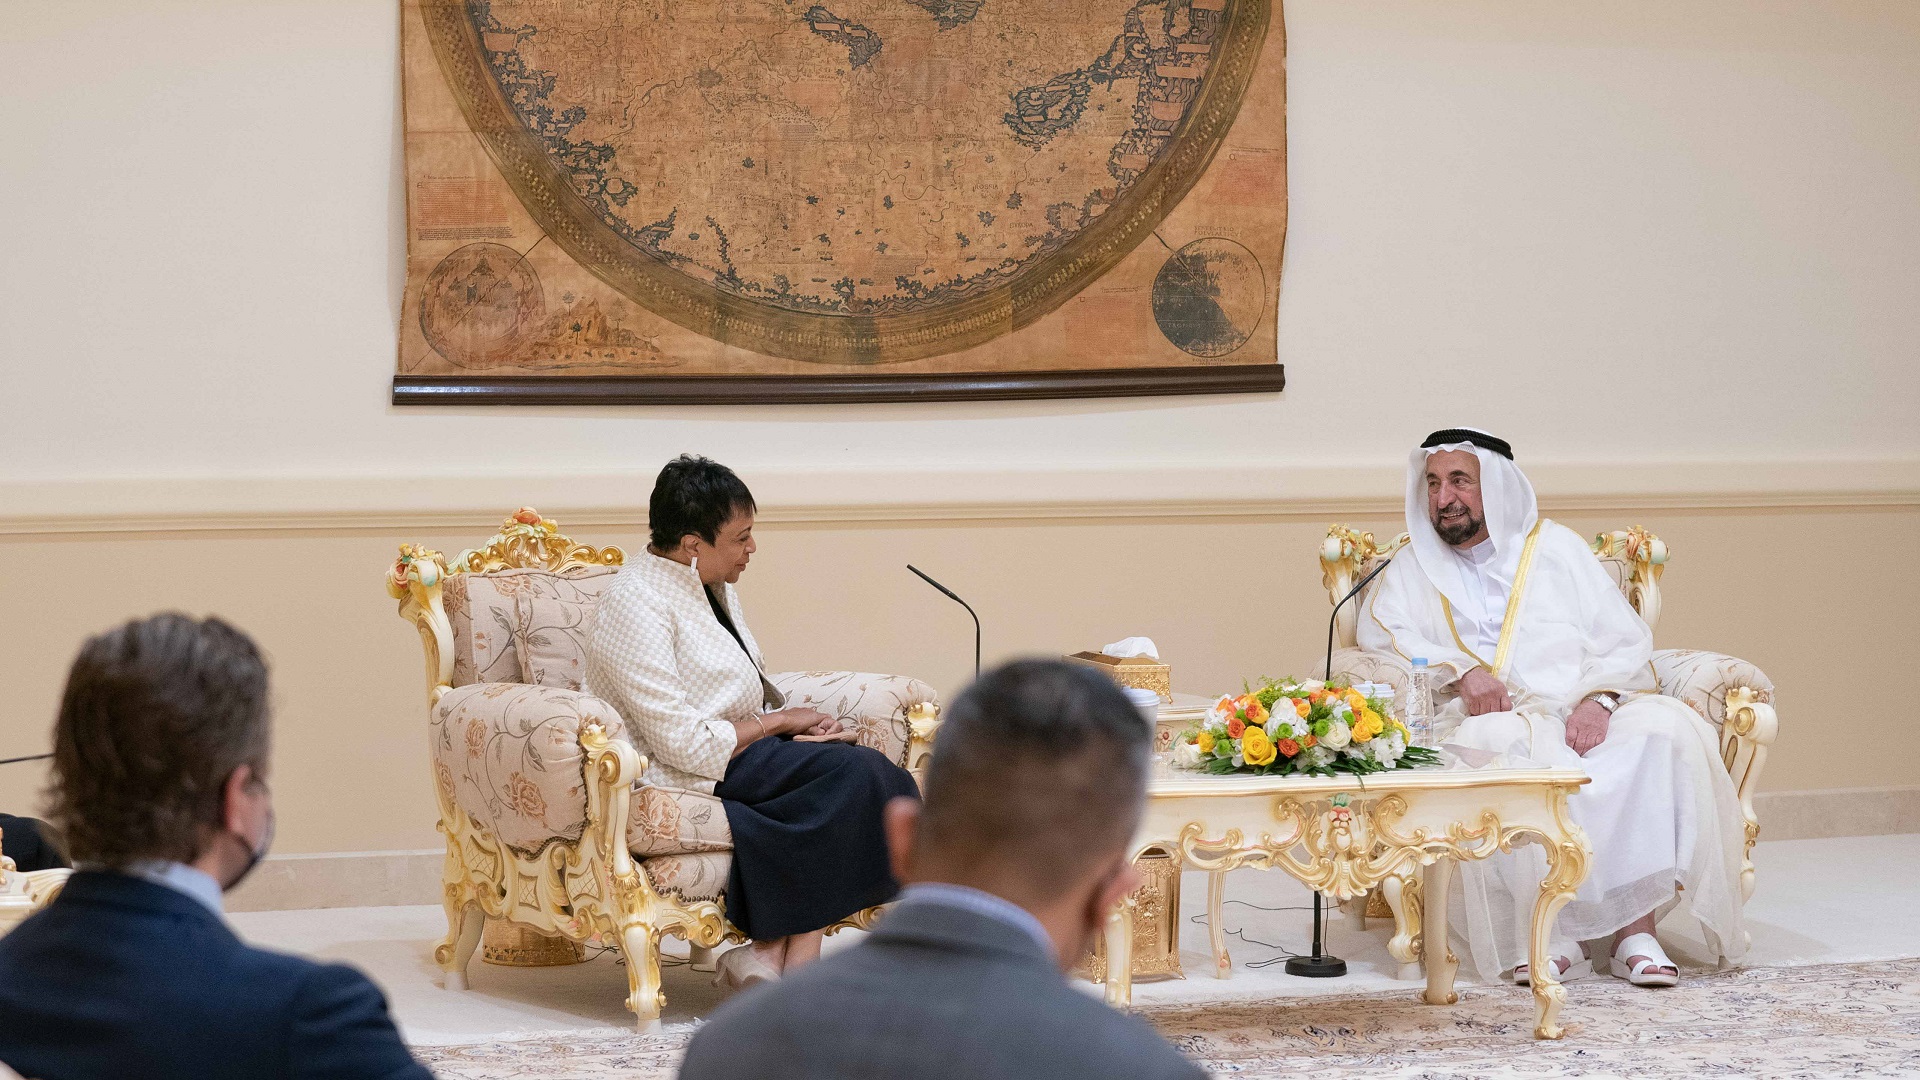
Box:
[397,0,1286,403]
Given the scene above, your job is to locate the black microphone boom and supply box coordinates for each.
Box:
[1326,556,1396,682]
[907,565,981,678]
[0,753,52,767]
[1287,551,1394,980]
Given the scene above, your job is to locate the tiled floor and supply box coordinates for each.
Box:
[230,833,1920,1046]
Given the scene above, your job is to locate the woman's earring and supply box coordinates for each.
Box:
[690,554,699,579]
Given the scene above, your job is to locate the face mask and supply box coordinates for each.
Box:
[222,808,274,893]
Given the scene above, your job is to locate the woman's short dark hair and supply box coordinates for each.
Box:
[46,613,270,868]
[649,454,757,551]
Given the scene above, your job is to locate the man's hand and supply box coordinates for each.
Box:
[1458,667,1512,715]
[1564,699,1611,756]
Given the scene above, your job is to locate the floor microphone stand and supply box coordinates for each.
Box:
[1285,556,1392,979]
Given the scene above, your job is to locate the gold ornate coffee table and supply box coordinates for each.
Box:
[1099,765,1593,1040]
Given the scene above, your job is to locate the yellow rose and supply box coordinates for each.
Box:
[1351,708,1384,743]
[1197,731,1215,753]
[1241,726,1277,766]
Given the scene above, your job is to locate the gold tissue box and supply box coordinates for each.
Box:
[1065,651,1172,703]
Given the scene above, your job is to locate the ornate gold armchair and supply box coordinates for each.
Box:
[0,831,69,939]
[1318,524,1778,965]
[387,510,940,1030]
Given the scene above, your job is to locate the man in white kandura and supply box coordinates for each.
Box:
[1359,428,1748,988]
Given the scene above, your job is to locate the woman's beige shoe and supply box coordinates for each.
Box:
[713,945,782,990]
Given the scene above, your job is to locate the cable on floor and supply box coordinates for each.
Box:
[1188,898,1319,969]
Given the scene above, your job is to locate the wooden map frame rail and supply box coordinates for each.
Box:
[391,365,1285,406]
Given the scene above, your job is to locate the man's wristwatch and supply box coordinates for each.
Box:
[1587,692,1621,714]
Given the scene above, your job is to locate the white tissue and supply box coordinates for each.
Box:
[1103,636,1160,659]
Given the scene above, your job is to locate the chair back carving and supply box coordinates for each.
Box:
[387,508,625,704]
[1589,526,1667,628]
[1322,526,1410,649]
[1321,522,1669,646]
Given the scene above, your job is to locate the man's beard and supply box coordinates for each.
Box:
[1432,506,1484,546]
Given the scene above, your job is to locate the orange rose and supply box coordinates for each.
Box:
[1227,716,1246,739]
[1292,697,1310,719]
[1302,733,1317,748]
[1277,738,1301,757]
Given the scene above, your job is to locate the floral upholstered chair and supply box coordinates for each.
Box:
[388,509,941,1030]
[1317,524,1778,967]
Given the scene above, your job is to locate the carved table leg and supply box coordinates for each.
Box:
[1101,895,1136,1008]
[434,896,484,991]
[1420,858,1458,1006]
[1206,870,1231,978]
[620,923,665,1034]
[1381,870,1424,981]
[1529,824,1589,1040]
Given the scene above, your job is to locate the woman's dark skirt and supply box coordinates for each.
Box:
[714,737,920,941]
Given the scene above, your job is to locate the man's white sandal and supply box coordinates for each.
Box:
[713,945,781,990]
[1513,941,1592,986]
[1610,932,1680,987]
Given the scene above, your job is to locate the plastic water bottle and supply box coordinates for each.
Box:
[1406,658,1434,748]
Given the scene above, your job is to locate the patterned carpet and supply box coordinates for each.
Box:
[414,957,1920,1079]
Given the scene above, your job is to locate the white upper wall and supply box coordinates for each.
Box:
[3,0,1917,490]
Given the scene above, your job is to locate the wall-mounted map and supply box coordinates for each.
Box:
[397,0,1286,403]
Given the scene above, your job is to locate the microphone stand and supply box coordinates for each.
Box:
[907,565,980,678]
[1286,554,1395,979]
[0,753,51,767]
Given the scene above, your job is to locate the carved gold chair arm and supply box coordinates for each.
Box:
[1722,686,1777,901]
[905,701,942,781]
[387,543,455,706]
[580,723,644,885]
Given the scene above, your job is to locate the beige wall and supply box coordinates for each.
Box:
[2,0,1918,857]
[3,0,1918,496]
[2,501,1914,855]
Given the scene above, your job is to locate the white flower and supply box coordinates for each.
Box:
[1302,745,1336,769]
[1383,731,1407,759]
[1231,753,1244,768]
[1171,740,1203,768]
[1321,719,1352,750]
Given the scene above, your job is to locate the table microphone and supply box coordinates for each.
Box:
[907,565,980,678]
[1326,555,1396,681]
[1287,552,1394,980]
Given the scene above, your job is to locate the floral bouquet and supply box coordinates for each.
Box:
[1170,678,1442,777]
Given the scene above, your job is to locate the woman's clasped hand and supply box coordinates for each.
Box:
[764,707,859,744]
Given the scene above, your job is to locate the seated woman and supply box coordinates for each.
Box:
[585,455,920,990]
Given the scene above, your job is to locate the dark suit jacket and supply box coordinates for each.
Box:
[0,871,431,1080]
[679,900,1208,1080]
[0,815,67,873]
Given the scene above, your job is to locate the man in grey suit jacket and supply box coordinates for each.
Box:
[680,658,1206,1080]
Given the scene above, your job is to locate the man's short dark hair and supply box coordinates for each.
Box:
[648,454,757,552]
[47,614,270,868]
[920,659,1151,896]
